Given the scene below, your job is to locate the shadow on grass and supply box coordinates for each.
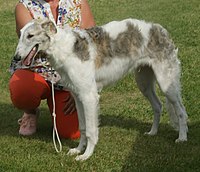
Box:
[100,114,200,171]
[0,102,77,147]
[100,114,178,142]
[1,102,200,171]
[0,102,50,138]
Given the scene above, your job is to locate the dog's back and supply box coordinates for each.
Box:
[84,19,174,89]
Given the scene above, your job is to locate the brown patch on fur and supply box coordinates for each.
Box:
[86,22,143,68]
[86,27,113,68]
[73,32,90,61]
[114,22,143,55]
[95,55,102,69]
[147,24,175,59]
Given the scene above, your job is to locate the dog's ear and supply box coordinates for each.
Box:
[40,19,57,35]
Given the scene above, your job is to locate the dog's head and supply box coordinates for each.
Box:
[13,19,57,66]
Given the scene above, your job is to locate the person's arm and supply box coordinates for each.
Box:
[80,0,95,29]
[15,3,33,37]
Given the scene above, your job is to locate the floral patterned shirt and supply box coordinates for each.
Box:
[10,0,81,89]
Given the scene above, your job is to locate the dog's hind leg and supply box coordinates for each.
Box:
[152,58,188,142]
[135,66,162,135]
[75,90,99,161]
[165,98,179,131]
[67,94,87,156]
[165,89,188,142]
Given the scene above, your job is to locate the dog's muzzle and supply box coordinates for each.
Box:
[13,53,21,61]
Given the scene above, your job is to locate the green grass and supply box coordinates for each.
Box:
[0,0,200,171]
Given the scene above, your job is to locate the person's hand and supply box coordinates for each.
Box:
[63,94,76,115]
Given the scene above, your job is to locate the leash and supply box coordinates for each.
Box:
[51,78,62,153]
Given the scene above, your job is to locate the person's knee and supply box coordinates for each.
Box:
[9,80,41,109]
[9,70,50,110]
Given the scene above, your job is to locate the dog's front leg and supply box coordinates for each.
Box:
[75,91,99,161]
[67,94,87,156]
[67,133,87,156]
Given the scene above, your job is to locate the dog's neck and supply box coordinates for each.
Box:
[46,28,76,58]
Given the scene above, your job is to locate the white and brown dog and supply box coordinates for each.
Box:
[13,18,188,161]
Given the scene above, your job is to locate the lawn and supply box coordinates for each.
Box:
[0,0,200,171]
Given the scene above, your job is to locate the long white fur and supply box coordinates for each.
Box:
[14,18,188,161]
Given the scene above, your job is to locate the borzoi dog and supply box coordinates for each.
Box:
[13,18,188,161]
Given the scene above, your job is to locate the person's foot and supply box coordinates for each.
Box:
[18,109,39,136]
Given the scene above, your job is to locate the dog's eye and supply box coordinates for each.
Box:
[27,34,34,39]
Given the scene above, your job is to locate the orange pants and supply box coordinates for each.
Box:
[9,69,80,139]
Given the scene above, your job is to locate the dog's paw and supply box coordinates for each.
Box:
[75,154,90,161]
[144,131,157,136]
[67,148,81,156]
[175,138,187,143]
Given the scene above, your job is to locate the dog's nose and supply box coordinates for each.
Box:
[13,53,21,61]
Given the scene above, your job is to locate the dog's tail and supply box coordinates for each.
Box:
[165,98,179,131]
